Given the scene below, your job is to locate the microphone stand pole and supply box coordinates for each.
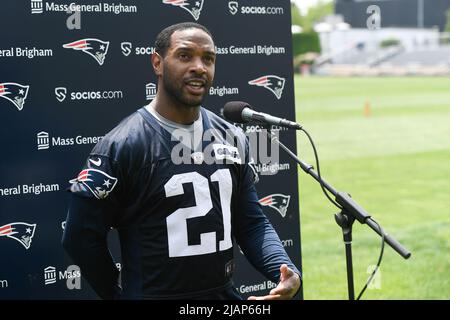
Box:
[264,128,411,300]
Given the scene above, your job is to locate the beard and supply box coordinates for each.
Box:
[162,67,211,108]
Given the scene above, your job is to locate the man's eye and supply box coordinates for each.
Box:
[179,53,190,60]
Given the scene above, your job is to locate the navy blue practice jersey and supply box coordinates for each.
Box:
[63,106,300,299]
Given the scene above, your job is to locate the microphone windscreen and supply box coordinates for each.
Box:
[223,101,252,123]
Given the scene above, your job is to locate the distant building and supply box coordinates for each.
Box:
[335,0,450,31]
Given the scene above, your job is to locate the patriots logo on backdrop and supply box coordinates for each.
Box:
[63,38,110,65]
[259,194,290,217]
[69,169,118,199]
[162,0,204,21]
[248,75,286,100]
[0,82,30,111]
[0,222,37,249]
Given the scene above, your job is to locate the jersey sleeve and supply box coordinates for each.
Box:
[62,140,125,299]
[233,136,301,284]
[69,153,123,207]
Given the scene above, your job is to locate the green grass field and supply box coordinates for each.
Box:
[293,76,450,299]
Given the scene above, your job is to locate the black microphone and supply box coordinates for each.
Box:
[223,101,302,130]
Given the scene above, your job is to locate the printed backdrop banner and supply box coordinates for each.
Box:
[0,0,302,299]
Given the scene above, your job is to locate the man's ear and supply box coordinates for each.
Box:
[151,52,163,76]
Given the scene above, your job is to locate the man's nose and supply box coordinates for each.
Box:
[190,57,207,74]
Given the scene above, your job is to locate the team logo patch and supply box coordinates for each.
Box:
[248,75,285,100]
[213,144,241,164]
[0,222,36,249]
[191,152,204,164]
[259,194,290,217]
[63,38,110,65]
[0,82,30,111]
[70,169,118,199]
[162,0,204,21]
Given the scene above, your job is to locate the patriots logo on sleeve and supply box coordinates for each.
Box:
[162,0,204,21]
[248,75,286,100]
[0,222,37,249]
[0,82,30,111]
[63,38,110,65]
[259,194,290,217]
[69,169,118,199]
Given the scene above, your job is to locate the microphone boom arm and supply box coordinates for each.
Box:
[266,129,411,259]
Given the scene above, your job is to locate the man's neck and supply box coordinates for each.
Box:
[151,93,200,125]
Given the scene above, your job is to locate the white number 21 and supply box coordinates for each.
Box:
[164,169,233,257]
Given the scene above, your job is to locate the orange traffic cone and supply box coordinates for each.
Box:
[364,101,371,117]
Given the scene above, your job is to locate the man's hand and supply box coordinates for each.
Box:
[247,264,301,300]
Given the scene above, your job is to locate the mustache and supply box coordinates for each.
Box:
[184,76,208,84]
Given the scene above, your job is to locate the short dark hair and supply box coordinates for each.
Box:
[154,22,214,57]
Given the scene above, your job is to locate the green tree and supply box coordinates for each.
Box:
[301,0,334,31]
[445,9,450,32]
[291,0,334,70]
[291,2,303,27]
[292,32,321,56]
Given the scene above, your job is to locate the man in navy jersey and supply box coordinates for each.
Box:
[62,22,301,300]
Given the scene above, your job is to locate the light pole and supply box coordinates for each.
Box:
[418,0,424,28]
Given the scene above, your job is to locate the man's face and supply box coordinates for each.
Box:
[159,28,216,107]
